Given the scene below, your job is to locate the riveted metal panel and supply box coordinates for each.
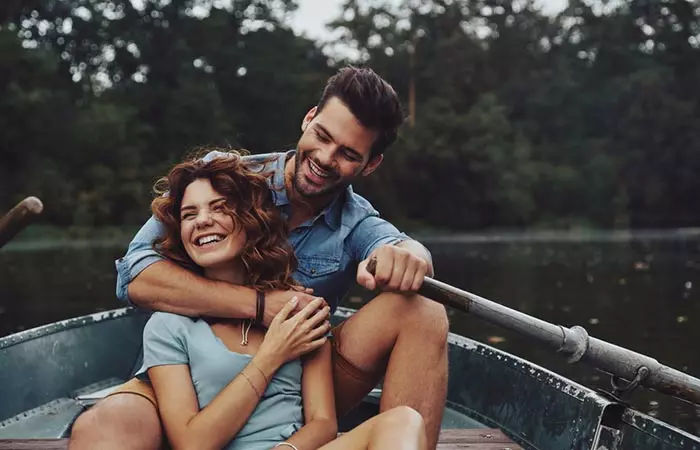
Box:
[618,408,700,449]
[0,308,149,421]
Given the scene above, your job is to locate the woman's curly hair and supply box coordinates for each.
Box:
[151,151,298,292]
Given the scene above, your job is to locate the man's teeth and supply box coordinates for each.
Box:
[198,235,224,246]
[309,161,331,179]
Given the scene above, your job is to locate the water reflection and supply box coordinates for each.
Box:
[0,244,124,335]
[1,234,700,434]
[418,235,700,436]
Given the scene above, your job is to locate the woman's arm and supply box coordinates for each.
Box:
[149,353,278,450]
[282,341,338,449]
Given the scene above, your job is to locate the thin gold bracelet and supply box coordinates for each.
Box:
[274,443,299,450]
[249,360,269,384]
[241,370,262,398]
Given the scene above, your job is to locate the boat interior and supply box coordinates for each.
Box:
[2,307,699,449]
[0,308,522,449]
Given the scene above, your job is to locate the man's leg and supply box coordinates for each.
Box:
[69,393,162,450]
[332,292,449,450]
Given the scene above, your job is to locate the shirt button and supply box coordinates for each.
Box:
[310,268,316,274]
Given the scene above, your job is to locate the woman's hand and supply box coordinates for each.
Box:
[262,289,327,328]
[257,297,330,366]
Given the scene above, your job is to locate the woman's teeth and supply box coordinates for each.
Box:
[197,235,224,246]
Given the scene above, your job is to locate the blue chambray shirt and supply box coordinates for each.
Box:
[115,150,417,311]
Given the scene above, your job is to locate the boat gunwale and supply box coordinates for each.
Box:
[3,306,700,448]
[0,307,143,350]
[2,306,605,402]
[0,305,660,408]
[622,408,700,447]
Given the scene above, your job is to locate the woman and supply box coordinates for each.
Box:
[138,151,427,450]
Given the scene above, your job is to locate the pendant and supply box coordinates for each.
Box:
[240,319,252,346]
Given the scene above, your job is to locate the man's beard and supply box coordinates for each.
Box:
[293,150,347,198]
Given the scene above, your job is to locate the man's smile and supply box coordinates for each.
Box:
[302,155,338,186]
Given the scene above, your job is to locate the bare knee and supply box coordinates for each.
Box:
[70,394,161,450]
[414,295,449,340]
[385,406,424,427]
[380,292,449,342]
[70,408,97,439]
[375,406,426,438]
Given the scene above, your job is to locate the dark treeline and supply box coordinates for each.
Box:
[1,0,700,231]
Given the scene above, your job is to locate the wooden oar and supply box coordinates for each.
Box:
[367,258,700,406]
[0,197,43,249]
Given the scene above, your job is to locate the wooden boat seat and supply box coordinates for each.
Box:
[437,429,523,449]
[0,428,523,449]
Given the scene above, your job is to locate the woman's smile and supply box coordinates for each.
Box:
[194,233,228,247]
[180,178,247,282]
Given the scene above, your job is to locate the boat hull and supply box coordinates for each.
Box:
[1,307,698,449]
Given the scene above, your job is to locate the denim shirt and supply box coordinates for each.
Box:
[115,151,415,311]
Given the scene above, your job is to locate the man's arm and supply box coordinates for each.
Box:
[349,215,434,292]
[128,261,258,319]
[117,216,318,324]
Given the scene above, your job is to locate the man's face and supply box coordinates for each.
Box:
[293,97,383,199]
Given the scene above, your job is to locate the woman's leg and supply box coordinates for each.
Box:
[319,406,427,450]
[69,393,162,450]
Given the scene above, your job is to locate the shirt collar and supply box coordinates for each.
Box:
[269,150,346,231]
[320,188,346,231]
[269,151,292,207]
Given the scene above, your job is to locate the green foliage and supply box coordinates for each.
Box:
[1,0,700,230]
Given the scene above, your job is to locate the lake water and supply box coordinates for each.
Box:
[1,231,700,435]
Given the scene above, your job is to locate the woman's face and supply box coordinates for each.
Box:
[179,178,246,271]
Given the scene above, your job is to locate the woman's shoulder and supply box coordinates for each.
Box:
[149,311,197,325]
[137,313,196,373]
[145,312,198,338]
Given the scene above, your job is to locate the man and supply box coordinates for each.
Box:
[69,66,449,449]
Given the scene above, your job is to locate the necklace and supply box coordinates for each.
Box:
[240,319,252,346]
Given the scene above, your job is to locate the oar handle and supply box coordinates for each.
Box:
[366,256,472,312]
[0,197,43,249]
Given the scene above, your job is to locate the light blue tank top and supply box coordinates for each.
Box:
[136,312,303,450]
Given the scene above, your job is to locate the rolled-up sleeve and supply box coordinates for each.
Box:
[347,215,412,262]
[115,216,166,303]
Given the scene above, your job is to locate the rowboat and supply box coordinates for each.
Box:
[2,198,700,449]
[1,306,699,449]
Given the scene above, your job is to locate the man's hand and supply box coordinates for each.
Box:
[356,244,430,292]
[263,289,326,328]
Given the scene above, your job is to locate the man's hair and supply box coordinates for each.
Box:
[316,66,404,157]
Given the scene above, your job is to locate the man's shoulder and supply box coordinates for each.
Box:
[202,150,287,168]
[240,151,287,164]
[339,187,382,227]
[344,189,376,213]
[241,151,289,179]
